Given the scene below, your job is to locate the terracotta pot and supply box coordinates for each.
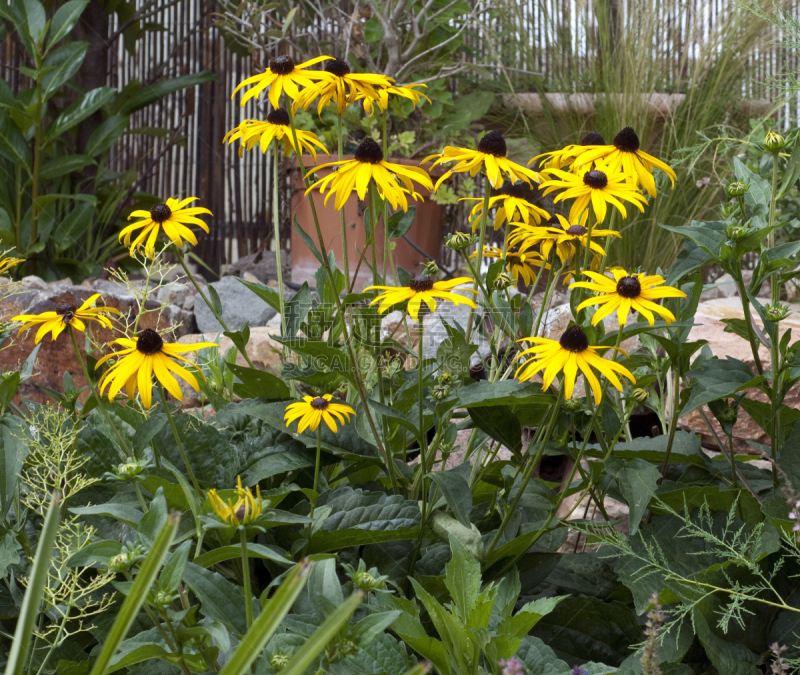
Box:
[290,155,445,290]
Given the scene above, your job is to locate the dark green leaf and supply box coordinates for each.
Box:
[387,206,416,238]
[427,470,472,528]
[118,72,216,115]
[606,458,661,536]
[182,562,247,635]
[41,42,88,98]
[293,216,324,264]
[47,0,88,47]
[468,405,522,454]
[237,277,282,313]
[159,540,191,593]
[285,283,311,337]
[84,114,129,156]
[227,362,291,401]
[682,357,763,415]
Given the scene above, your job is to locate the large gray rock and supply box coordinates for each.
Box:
[194,276,277,332]
[227,250,282,283]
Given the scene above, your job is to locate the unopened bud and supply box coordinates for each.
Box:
[445,231,477,251]
[632,388,649,403]
[764,131,787,153]
[493,272,515,291]
[423,260,440,277]
[725,181,748,198]
[766,302,791,322]
[431,384,450,400]
[562,398,583,412]
[719,405,738,424]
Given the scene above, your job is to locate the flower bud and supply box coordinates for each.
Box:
[271,653,290,671]
[719,405,738,424]
[632,388,649,403]
[562,398,583,412]
[431,384,450,400]
[766,302,791,322]
[115,457,148,481]
[725,181,748,198]
[423,260,440,277]
[437,371,453,385]
[445,231,477,251]
[764,131,787,153]
[493,272,515,291]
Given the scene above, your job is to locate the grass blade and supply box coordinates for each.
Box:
[218,560,312,675]
[279,591,363,675]
[88,511,180,675]
[4,493,62,675]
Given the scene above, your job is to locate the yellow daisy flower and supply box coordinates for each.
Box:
[530,131,606,171]
[570,268,687,326]
[461,182,550,231]
[13,294,120,344]
[358,83,431,116]
[223,109,329,161]
[305,137,432,211]
[539,166,648,223]
[232,55,333,109]
[569,127,677,197]
[95,328,216,409]
[284,394,356,434]
[508,214,620,265]
[476,245,550,286]
[293,58,394,115]
[422,131,541,191]
[207,476,263,526]
[365,275,477,322]
[120,197,212,257]
[514,324,635,403]
[0,256,24,275]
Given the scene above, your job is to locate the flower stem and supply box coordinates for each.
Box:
[336,113,351,284]
[659,367,681,477]
[173,247,257,369]
[157,384,201,494]
[465,177,493,343]
[240,528,253,630]
[272,144,287,336]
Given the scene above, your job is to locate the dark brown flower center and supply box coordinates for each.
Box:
[235,504,248,522]
[581,131,605,145]
[354,138,384,164]
[559,325,589,352]
[583,170,608,189]
[57,302,76,324]
[547,215,563,229]
[566,225,587,236]
[326,58,351,78]
[269,55,295,75]
[310,396,329,410]
[613,126,640,153]
[136,328,164,355]
[616,276,642,298]
[409,275,434,292]
[477,130,507,157]
[267,108,290,126]
[499,182,525,199]
[150,204,172,223]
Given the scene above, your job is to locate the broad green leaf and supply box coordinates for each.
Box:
[0,415,29,518]
[44,87,115,142]
[237,277,281,312]
[659,221,724,260]
[69,503,143,528]
[453,379,554,408]
[227,362,291,401]
[23,0,46,47]
[0,115,32,169]
[428,470,472,528]
[84,114,129,156]
[106,629,168,673]
[39,154,96,180]
[444,536,482,620]
[606,458,661,536]
[468,405,521,455]
[53,202,95,251]
[193,542,292,569]
[498,596,566,640]
[285,282,311,337]
[118,72,216,114]
[779,419,800,492]
[514,635,570,675]
[66,539,122,568]
[734,156,771,210]
[41,41,88,98]
[182,562,247,635]
[159,540,191,593]
[682,357,763,416]
[693,604,758,675]
[387,206,416,239]
[47,0,88,47]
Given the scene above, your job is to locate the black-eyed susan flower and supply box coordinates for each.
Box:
[514,324,635,402]
[305,137,432,211]
[570,268,687,326]
[13,294,120,343]
[365,275,477,322]
[0,256,24,275]
[284,394,356,433]
[120,198,212,257]
[476,245,550,286]
[95,329,216,409]
[294,58,393,115]
[358,83,430,116]
[232,55,333,109]
[539,166,648,223]
[224,109,329,160]
[461,182,550,231]
[508,214,620,265]
[423,131,540,191]
[570,127,677,197]
[207,476,263,526]
[530,131,606,171]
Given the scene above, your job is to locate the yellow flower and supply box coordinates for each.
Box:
[569,127,677,197]
[224,109,329,161]
[358,83,431,116]
[476,245,550,286]
[232,55,333,109]
[284,394,356,434]
[508,214,620,265]
[0,256,24,275]
[305,138,432,211]
[514,325,635,403]
[207,476,263,526]
[423,131,540,191]
[365,275,477,322]
[120,197,212,257]
[530,131,606,171]
[95,329,216,409]
[539,166,648,223]
[13,294,120,343]
[293,58,394,115]
[570,268,687,326]
[461,182,550,231]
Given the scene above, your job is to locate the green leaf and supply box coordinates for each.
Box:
[589,430,705,466]
[193,542,292,569]
[69,503,144,528]
[159,540,190,593]
[23,0,46,48]
[427,470,472,528]
[778,139,800,198]
[364,16,383,42]
[682,357,764,416]
[0,115,32,168]
[38,154,96,179]
[779,419,800,492]
[285,283,311,337]
[105,629,168,673]
[47,0,88,47]
[53,202,95,251]
[84,114,129,156]
[293,215,324,264]
[118,72,216,115]
[444,536,481,619]
[514,635,570,675]
[734,156,771,210]
[88,512,179,675]
[659,221,724,260]
[236,277,282,312]
[606,458,661,536]
[468,405,522,455]
[41,41,88,98]
[693,605,759,675]
[182,562,247,635]
[0,415,29,518]
[132,413,167,454]
[66,540,122,568]
[227,362,291,401]
[387,207,416,239]
[453,379,553,408]
[309,487,421,552]
[44,87,115,142]
[5,493,61,675]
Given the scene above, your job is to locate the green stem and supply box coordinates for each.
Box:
[157,384,201,495]
[733,268,764,376]
[272,144,287,336]
[769,154,779,305]
[465,178,493,343]
[659,366,681,477]
[173,247,256,369]
[132,259,154,335]
[770,337,780,487]
[336,114,351,284]
[240,528,253,630]
[381,111,391,281]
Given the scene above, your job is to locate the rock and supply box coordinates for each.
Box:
[156,283,191,308]
[0,285,190,406]
[49,277,73,287]
[226,250,280,283]
[20,275,48,291]
[182,294,195,312]
[419,287,490,367]
[193,276,277,333]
